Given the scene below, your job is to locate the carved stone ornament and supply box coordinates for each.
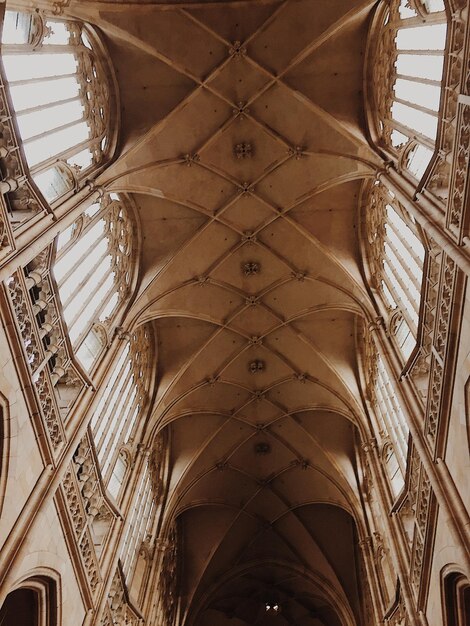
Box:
[425,253,457,442]
[291,270,306,282]
[139,534,155,561]
[389,310,404,336]
[61,462,101,594]
[242,231,257,244]
[249,359,265,373]
[240,181,255,194]
[234,143,253,159]
[6,266,68,450]
[149,433,165,504]
[232,101,250,118]
[243,261,260,276]
[156,523,179,626]
[229,41,247,58]
[183,153,200,167]
[104,567,140,626]
[287,146,304,160]
[254,441,271,455]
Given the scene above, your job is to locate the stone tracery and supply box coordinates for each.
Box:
[53,192,135,369]
[369,0,449,180]
[1,8,116,210]
[364,180,426,361]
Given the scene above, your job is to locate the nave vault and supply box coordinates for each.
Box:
[85,2,381,624]
[0,1,468,626]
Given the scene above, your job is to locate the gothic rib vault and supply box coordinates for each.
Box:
[70,1,383,624]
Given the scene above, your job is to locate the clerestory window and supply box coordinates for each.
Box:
[363,327,409,497]
[365,181,426,361]
[89,325,152,487]
[371,0,448,180]
[53,193,134,370]
[120,457,156,583]
[1,9,114,204]
[119,433,166,586]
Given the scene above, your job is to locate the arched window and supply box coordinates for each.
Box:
[0,577,57,626]
[0,588,39,626]
[1,9,115,204]
[443,571,470,626]
[53,193,134,369]
[120,454,157,583]
[108,450,129,500]
[365,181,426,361]
[119,433,166,586]
[363,326,409,497]
[371,0,448,180]
[89,325,152,487]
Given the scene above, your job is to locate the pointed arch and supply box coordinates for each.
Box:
[0,572,59,626]
[362,179,427,363]
[0,7,119,219]
[367,0,451,182]
[52,192,138,370]
[442,567,470,626]
[0,391,9,520]
[360,323,409,498]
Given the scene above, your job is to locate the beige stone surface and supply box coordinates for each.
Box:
[0,1,468,626]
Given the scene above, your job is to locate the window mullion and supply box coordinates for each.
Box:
[66,269,112,330]
[383,118,435,149]
[380,370,405,444]
[56,208,107,262]
[383,251,418,311]
[56,231,104,288]
[385,234,421,292]
[395,48,444,56]
[382,271,418,335]
[94,365,131,455]
[99,382,134,474]
[61,248,109,309]
[122,466,149,575]
[94,279,119,320]
[16,94,81,117]
[91,349,130,436]
[22,116,86,145]
[127,479,154,579]
[30,135,102,175]
[385,245,421,311]
[101,386,137,480]
[386,216,423,267]
[72,282,115,350]
[376,375,407,471]
[7,71,77,87]
[123,403,141,444]
[395,73,441,87]
[2,44,78,54]
[393,96,438,118]
[379,371,408,464]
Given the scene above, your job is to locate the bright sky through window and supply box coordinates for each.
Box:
[374,0,447,180]
[2,11,110,205]
[52,195,133,369]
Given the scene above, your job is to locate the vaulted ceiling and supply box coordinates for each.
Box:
[74,0,384,624]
